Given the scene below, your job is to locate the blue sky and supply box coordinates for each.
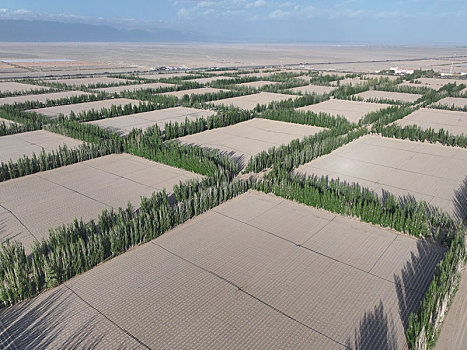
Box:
[1,0,466,43]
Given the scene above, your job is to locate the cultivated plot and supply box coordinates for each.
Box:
[297,99,391,123]
[0,130,83,163]
[0,191,445,349]
[0,90,92,106]
[0,82,50,93]
[237,80,280,88]
[44,77,132,87]
[28,98,141,119]
[211,92,296,110]
[177,118,324,168]
[395,108,467,135]
[433,97,467,109]
[0,153,201,249]
[355,90,422,103]
[290,84,335,95]
[162,87,225,98]
[88,106,216,135]
[295,134,467,216]
[94,82,174,94]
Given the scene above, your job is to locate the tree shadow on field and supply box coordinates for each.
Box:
[0,287,105,349]
[453,176,467,224]
[394,238,445,336]
[345,301,398,350]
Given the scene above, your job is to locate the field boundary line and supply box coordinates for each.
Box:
[212,210,428,296]
[62,284,152,350]
[152,242,351,350]
[0,203,39,243]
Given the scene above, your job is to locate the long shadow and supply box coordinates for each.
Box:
[394,238,445,336]
[0,287,105,349]
[346,301,398,350]
[453,176,467,224]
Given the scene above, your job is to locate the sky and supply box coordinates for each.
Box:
[1,0,466,44]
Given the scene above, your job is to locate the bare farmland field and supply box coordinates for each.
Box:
[433,97,467,109]
[94,82,174,94]
[297,99,391,123]
[44,77,132,87]
[0,153,201,250]
[211,91,296,110]
[0,81,50,93]
[177,118,324,168]
[0,130,83,163]
[0,191,444,349]
[28,98,141,119]
[0,90,92,106]
[162,87,225,98]
[237,80,280,88]
[355,90,423,103]
[395,108,467,135]
[88,106,216,135]
[290,84,335,95]
[295,134,467,216]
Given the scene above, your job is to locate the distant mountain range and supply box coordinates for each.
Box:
[0,19,191,42]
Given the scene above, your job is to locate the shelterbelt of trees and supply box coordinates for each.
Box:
[1,71,466,350]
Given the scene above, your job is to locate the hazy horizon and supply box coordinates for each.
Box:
[1,0,466,44]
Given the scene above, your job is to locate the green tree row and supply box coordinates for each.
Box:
[164,107,254,140]
[244,127,368,173]
[259,108,355,134]
[359,105,415,127]
[379,124,467,148]
[0,87,62,98]
[0,177,252,307]
[0,141,122,182]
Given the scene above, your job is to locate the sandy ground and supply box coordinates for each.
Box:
[433,97,467,109]
[355,90,422,103]
[0,130,83,163]
[162,87,225,98]
[297,99,391,123]
[211,92,296,110]
[28,98,141,119]
[0,191,444,349]
[177,118,324,168]
[291,84,336,95]
[88,106,216,135]
[44,77,132,87]
[0,90,92,106]
[94,82,174,94]
[396,108,467,135]
[295,135,467,217]
[0,81,50,93]
[237,80,280,88]
[0,153,201,251]
[1,44,467,75]
[435,267,467,350]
